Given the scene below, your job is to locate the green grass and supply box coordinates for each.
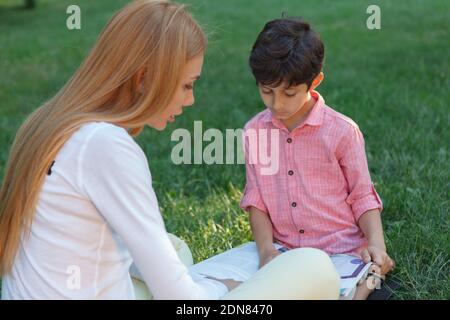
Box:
[0,0,448,299]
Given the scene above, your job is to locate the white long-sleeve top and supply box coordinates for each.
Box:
[1,122,227,300]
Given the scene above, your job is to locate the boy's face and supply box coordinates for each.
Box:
[258,72,323,122]
[258,82,311,121]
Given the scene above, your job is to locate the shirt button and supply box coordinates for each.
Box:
[291,202,297,208]
[288,170,294,176]
[287,138,292,143]
[299,229,305,234]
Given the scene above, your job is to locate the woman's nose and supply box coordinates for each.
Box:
[184,91,195,107]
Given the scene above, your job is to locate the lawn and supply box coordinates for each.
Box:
[0,0,448,299]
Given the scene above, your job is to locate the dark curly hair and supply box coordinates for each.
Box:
[249,18,324,89]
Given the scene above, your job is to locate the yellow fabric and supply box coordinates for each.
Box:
[222,247,340,300]
[132,235,340,300]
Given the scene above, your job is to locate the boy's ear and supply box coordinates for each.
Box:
[309,71,324,91]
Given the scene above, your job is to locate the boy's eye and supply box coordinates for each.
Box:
[261,89,272,94]
[285,92,296,98]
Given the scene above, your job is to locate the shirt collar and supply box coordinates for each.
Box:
[262,90,325,130]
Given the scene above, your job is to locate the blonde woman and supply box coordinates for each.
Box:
[0,0,340,300]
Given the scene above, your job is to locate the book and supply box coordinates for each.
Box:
[188,242,372,298]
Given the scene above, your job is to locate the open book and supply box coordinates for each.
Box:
[188,242,372,298]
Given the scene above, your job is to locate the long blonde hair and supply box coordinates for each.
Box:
[0,0,206,275]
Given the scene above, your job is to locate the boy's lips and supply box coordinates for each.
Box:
[269,109,291,118]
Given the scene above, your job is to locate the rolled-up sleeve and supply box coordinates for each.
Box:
[239,126,268,214]
[337,124,383,222]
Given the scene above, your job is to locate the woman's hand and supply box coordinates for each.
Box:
[258,247,281,268]
[218,279,242,291]
[360,245,395,275]
[206,276,242,291]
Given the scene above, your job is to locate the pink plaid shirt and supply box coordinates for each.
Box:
[240,91,383,256]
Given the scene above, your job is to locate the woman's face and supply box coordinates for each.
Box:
[147,54,204,130]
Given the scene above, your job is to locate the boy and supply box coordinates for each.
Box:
[240,18,395,299]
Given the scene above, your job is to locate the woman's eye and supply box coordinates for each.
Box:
[184,84,193,90]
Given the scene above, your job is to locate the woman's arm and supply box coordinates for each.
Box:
[81,125,228,299]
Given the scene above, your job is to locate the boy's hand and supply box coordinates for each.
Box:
[360,245,395,275]
[258,247,281,268]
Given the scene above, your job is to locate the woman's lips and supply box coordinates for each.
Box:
[168,110,183,123]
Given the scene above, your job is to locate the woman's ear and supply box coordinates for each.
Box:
[135,67,147,93]
[309,71,324,91]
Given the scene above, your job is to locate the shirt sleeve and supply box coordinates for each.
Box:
[239,126,269,214]
[337,124,383,222]
[79,125,227,299]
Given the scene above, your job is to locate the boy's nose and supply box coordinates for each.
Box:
[272,96,284,111]
[272,104,284,113]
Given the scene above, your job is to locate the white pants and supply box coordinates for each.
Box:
[132,234,340,300]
